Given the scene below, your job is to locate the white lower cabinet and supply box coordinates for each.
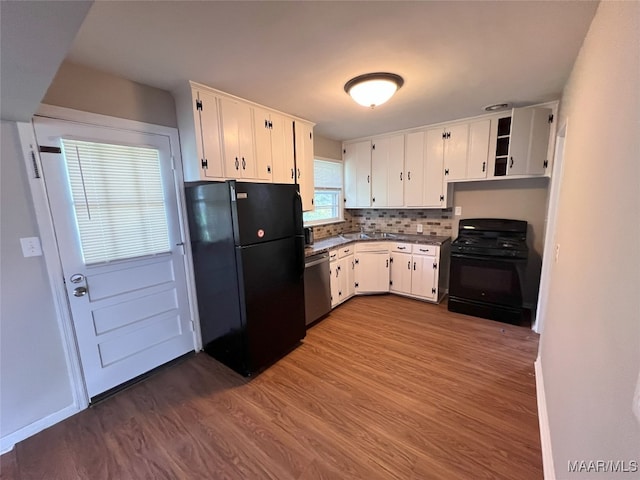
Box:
[389,242,447,302]
[328,240,449,310]
[329,247,355,307]
[354,243,390,294]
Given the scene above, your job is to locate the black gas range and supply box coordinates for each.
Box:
[449,219,529,325]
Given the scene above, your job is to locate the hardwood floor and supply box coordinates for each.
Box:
[1,295,542,479]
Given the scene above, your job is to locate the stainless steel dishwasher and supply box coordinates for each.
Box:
[304,252,331,326]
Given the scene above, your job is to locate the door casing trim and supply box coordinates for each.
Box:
[18,105,202,420]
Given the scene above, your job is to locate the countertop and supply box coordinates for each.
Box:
[304,232,451,257]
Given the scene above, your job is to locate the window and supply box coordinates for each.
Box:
[303,158,343,226]
[61,138,171,265]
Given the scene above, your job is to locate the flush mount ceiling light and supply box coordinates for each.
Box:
[483,103,511,112]
[344,72,404,108]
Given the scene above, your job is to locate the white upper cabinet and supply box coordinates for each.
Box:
[294,120,315,211]
[219,97,257,180]
[442,123,469,181]
[175,81,314,185]
[254,107,295,183]
[494,106,553,177]
[466,119,491,179]
[344,140,372,208]
[175,85,224,181]
[371,134,404,208]
[404,131,426,207]
[424,127,448,207]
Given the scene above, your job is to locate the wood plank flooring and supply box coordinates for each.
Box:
[1,295,542,479]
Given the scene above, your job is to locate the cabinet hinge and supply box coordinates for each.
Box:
[372,143,376,150]
[309,132,312,140]
[433,262,437,269]
[390,280,393,286]
[201,158,208,169]
[355,282,359,288]
[548,114,554,124]
[439,195,444,202]
[444,169,449,176]
[343,148,346,154]
[195,99,203,111]
[355,258,359,264]
[543,160,549,168]
[432,287,436,295]
[389,257,393,263]
[442,132,446,139]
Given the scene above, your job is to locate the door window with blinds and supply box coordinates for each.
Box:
[303,158,344,226]
[61,138,171,265]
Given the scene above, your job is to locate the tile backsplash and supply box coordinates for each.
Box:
[312,209,453,240]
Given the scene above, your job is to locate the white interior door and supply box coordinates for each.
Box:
[33,117,195,400]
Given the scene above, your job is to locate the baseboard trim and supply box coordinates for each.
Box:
[535,357,556,480]
[0,403,79,454]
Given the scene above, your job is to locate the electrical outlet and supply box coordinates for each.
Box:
[416,224,423,233]
[20,237,43,257]
[454,206,462,216]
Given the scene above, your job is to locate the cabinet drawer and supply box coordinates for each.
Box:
[355,242,389,253]
[328,249,339,262]
[338,245,354,258]
[412,244,438,256]
[390,242,412,253]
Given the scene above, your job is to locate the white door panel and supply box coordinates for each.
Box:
[33,117,195,399]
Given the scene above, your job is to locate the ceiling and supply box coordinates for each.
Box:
[0,1,93,122]
[9,1,599,140]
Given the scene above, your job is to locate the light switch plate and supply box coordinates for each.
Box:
[20,237,43,257]
[454,206,462,216]
[416,224,423,233]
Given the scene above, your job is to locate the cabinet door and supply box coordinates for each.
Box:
[344,254,355,299]
[443,124,469,181]
[411,255,437,299]
[196,90,224,178]
[271,114,295,184]
[355,251,390,293]
[371,135,404,208]
[466,119,490,179]
[253,107,274,181]
[329,260,340,308]
[294,121,315,211]
[424,128,446,207]
[390,252,412,294]
[404,131,425,207]
[220,97,256,179]
[344,140,372,208]
[388,135,405,207]
[371,138,389,208]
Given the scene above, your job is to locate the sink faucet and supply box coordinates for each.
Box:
[360,225,365,234]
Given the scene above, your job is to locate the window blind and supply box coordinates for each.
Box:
[314,159,342,188]
[61,139,171,265]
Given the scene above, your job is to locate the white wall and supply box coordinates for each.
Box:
[0,121,74,447]
[538,2,640,478]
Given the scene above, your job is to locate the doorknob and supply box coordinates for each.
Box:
[73,286,88,297]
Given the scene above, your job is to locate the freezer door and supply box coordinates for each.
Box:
[236,235,306,373]
[231,182,303,246]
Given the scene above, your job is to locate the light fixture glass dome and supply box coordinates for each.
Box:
[344,73,404,108]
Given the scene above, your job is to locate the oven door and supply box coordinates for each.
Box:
[449,253,525,307]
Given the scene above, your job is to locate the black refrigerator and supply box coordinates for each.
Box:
[184,181,306,376]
